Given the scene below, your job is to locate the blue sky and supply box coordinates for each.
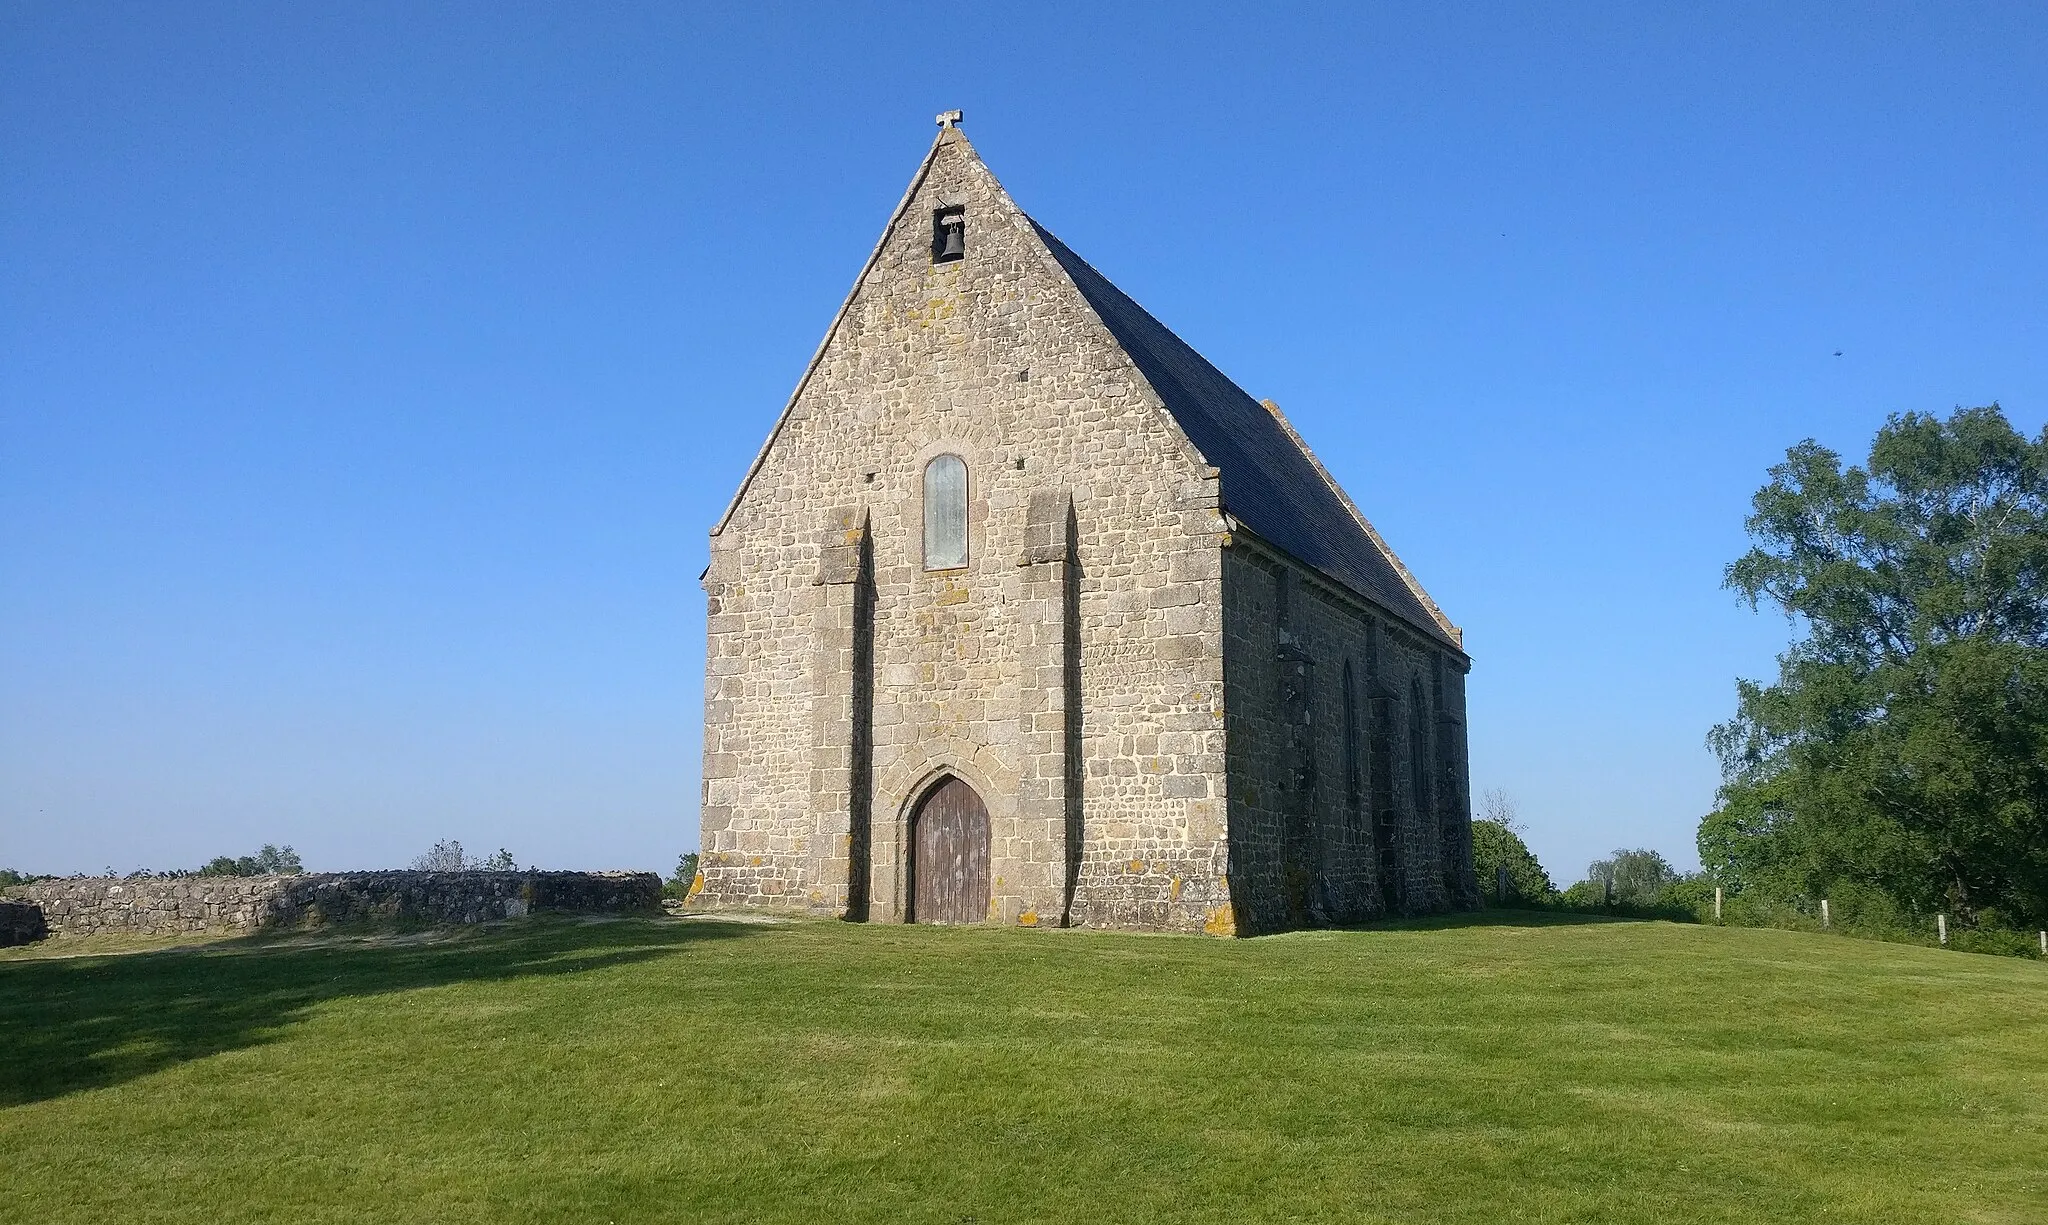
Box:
[3,2,2043,882]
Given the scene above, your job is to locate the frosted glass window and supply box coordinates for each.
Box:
[923,454,968,569]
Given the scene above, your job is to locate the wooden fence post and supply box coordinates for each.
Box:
[1937,913,1948,947]
[1820,899,1830,929]
[1714,886,1723,923]
[1496,864,1509,905]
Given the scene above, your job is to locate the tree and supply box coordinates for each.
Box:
[1478,787,1520,831]
[410,841,518,872]
[1584,848,1679,907]
[196,844,303,877]
[1706,404,2048,929]
[411,840,468,872]
[1469,790,1555,904]
[251,844,302,874]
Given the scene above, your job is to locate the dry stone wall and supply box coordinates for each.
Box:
[0,899,48,946]
[10,875,289,937]
[3,871,660,939]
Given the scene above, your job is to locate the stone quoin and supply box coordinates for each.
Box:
[693,115,1478,934]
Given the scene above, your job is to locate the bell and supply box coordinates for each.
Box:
[938,221,965,260]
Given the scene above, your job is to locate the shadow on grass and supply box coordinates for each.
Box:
[1355,907,1670,932]
[0,916,758,1108]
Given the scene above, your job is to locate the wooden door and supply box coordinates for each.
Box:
[912,777,990,924]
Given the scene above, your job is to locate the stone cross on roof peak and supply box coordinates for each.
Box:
[935,109,964,129]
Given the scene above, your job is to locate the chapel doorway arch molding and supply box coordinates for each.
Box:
[910,775,991,924]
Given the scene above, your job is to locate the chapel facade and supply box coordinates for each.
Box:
[692,116,1478,935]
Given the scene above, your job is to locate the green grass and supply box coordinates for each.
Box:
[3,913,2045,1224]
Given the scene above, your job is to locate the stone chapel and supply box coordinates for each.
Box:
[692,115,1478,935]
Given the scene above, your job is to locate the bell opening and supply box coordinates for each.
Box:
[932,206,966,264]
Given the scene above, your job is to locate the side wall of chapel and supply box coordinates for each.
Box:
[695,133,1234,933]
[1221,538,1479,934]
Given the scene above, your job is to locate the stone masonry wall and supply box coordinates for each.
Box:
[697,128,1232,932]
[9,875,289,937]
[4,871,660,939]
[1222,536,1478,933]
[1,899,48,946]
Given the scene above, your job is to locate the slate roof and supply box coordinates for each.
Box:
[1028,219,1459,650]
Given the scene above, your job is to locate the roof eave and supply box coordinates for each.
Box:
[1224,517,1468,660]
[1253,397,1464,649]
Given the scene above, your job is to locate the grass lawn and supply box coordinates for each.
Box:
[3,913,2045,1224]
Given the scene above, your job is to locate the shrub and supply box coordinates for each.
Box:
[1553,870,1704,923]
[195,845,304,877]
[1558,881,1606,910]
[664,852,701,900]
[1705,881,2044,958]
[1471,820,1555,905]
[1584,848,1681,908]
[409,841,517,872]
[1652,875,1719,920]
[411,840,467,872]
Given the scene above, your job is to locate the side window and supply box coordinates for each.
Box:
[1342,661,1362,833]
[923,454,968,570]
[1409,675,1432,815]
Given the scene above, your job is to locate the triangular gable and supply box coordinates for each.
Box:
[712,126,1460,652]
[713,127,1209,538]
[710,133,951,537]
[1030,223,1462,649]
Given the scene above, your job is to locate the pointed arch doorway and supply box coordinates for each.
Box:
[910,776,990,924]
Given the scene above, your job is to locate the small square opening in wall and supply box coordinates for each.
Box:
[932,206,965,263]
